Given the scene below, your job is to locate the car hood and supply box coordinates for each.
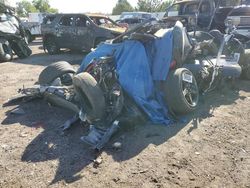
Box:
[100,25,126,33]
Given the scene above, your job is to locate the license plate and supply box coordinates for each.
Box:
[234,53,240,62]
[182,72,193,83]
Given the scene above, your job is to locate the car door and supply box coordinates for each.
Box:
[55,15,75,48]
[74,15,94,51]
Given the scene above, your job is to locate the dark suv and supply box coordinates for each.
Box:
[41,14,126,54]
[164,0,233,32]
[225,5,250,40]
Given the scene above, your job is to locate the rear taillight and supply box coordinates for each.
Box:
[170,60,177,70]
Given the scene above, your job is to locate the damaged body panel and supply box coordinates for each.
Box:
[41,13,126,54]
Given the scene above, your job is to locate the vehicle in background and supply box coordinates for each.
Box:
[241,0,250,5]
[225,5,250,41]
[0,3,32,62]
[117,12,156,29]
[41,13,126,55]
[22,13,49,42]
[116,17,146,29]
[163,0,233,32]
[120,12,153,20]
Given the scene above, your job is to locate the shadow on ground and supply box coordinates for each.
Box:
[1,80,250,184]
[10,39,86,67]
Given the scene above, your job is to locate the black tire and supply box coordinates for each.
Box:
[44,36,59,55]
[25,30,35,43]
[162,68,199,115]
[242,64,250,80]
[0,38,13,62]
[11,39,32,59]
[73,72,106,122]
[38,61,76,85]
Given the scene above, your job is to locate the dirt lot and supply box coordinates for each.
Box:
[0,39,250,188]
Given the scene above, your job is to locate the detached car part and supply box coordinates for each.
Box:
[38,61,76,85]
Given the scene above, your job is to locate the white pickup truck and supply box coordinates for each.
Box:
[22,13,49,42]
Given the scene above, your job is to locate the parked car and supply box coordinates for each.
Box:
[117,12,157,29]
[120,12,153,20]
[22,13,50,43]
[116,18,146,29]
[41,13,126,55]
[164,0,233,32]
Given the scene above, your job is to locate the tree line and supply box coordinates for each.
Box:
[112,0,172,15]
[15,0,245,17]
[16,0,172,17]
[112,0,245,15]
[16,0,58,17]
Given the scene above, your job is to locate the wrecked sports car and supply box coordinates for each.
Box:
[7,19,249,150]
[0,3,32,62]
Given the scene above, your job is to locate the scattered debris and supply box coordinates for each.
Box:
[139,169,149,174]
[112,142,122,150]
[189,177,196,181]
[19,132,29,138]
[112,177,120,183]
[167,170,175,175]
[61,114,79,131]
[241,148,247,153]
[81,121,120,150]
[93,157,103,168]
[1,144,9,151]
[195,152,200,155]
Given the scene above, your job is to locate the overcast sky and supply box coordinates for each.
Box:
[11,0,139,14]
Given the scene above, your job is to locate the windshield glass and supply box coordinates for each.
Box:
[167,4,180,16]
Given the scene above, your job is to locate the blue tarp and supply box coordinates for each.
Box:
[78,30,173,125]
